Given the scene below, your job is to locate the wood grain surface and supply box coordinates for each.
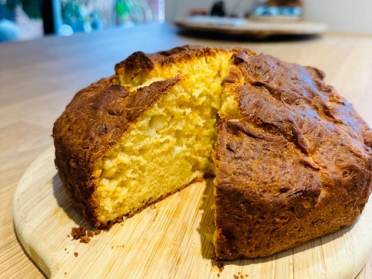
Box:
[13,146,372,278]
[1,23,372,278]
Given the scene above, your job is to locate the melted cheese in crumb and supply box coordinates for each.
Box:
[93,52,240,224]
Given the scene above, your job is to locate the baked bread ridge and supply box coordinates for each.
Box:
[115,45,256,88]
[115,45,225,86]
[53,77,180,227]
[116,45,229,78]
[214,53,372,259]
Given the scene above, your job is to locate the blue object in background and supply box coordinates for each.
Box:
[252,5,302,17]
[0,19,20,42]
[90,10,103,30]
[60,0,105,34]
[0,3,19,41]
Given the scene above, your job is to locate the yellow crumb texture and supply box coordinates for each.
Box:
[93,51,240,224]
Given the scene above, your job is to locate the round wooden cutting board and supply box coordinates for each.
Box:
[13,146,372,279]
[175,16,327,38]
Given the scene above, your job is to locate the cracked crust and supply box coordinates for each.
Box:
[214,53,372,259]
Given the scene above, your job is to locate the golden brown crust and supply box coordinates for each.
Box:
[214,53,372,259]
[53,77,179,227]
[53,45,371,258]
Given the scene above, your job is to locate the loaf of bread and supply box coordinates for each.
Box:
[53,45,372,260]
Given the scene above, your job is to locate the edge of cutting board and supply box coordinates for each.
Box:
[13,146,54,277]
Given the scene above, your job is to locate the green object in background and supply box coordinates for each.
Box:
[4,0,42,19]
[20,0,41,18]
[115,0,130,24]
[115,0,153,24]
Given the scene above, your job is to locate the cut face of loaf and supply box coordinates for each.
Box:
[53,45,372,260]
[93,49,239,224]
[54,46,248,228]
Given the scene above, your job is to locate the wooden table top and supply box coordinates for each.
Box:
[0,23,371,279]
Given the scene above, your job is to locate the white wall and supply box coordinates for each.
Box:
[166,0,372,33]
[303,0,372,33]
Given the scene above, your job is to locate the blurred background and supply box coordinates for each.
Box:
[167,0,372,33]
[0,0,164,41]
[1,0,372,42]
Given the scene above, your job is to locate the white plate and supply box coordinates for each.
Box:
[175,16,327,37]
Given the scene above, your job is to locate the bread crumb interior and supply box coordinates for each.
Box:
[93,52,239,224]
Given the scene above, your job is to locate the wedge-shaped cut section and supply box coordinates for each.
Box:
[54,46,245,227]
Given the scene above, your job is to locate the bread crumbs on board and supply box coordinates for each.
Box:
[70,226,101,243]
